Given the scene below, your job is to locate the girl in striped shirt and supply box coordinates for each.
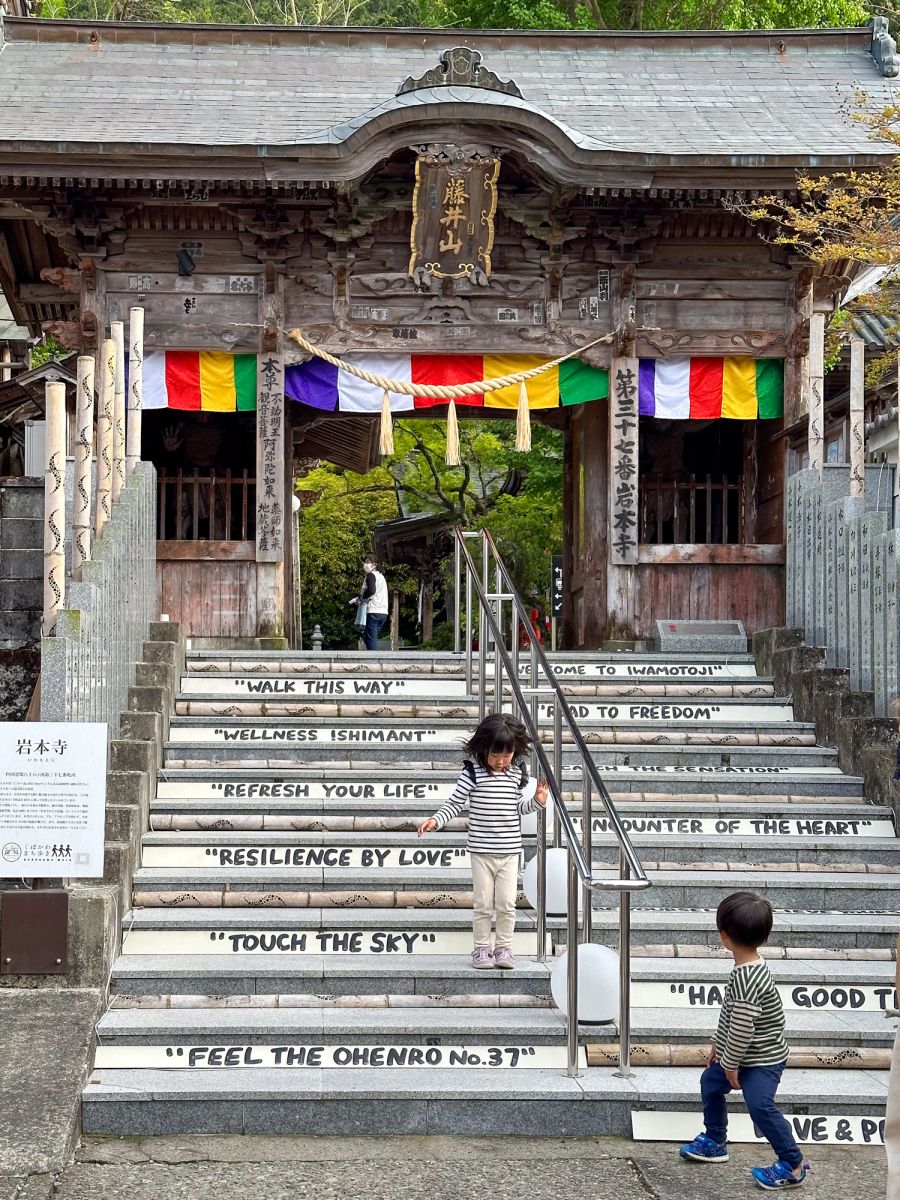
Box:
[417,713,548,971]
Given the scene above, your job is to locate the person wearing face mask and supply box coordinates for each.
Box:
[349,555,389,651]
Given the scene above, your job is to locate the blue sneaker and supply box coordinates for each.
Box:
[751,1161,810,1190]
[678,1132,729,1162]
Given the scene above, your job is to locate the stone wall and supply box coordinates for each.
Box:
[0,477,42,719]
[754,626,900,823]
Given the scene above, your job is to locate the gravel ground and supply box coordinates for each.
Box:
[2,1134,884,1200]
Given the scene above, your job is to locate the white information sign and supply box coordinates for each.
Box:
[0,722,107,878]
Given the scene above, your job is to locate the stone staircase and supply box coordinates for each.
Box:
[82,649,898,1142]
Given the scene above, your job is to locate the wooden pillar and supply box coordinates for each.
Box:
[742,421,759,544]
[391,590,400,651]
[255,268,286,639]
[561,410,577,648]
[126,306,144,475]
[849,335,865,498]
[808,312,826,475]
[111,321,126,503]
[72,355,95,577]
[95,338,115,539]
[581,398,610,647]
[607,356,640,640]
[42,382,66,636]
[784,271,812,432]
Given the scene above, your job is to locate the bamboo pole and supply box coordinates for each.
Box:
[808,312,825,474]
[95,338,115,539]
[111,320,126,503]
[72,355,95,577]
[849,334,865,498]
[127,306,144,475]
[42,381,67,636]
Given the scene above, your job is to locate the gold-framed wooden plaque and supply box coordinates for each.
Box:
[408,154,500,282]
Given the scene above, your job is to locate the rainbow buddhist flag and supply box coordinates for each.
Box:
[638,357,783,420]
[143,351,258,412]
[283,354,610,411]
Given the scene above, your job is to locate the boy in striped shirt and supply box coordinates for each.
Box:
[679,892,810,1190]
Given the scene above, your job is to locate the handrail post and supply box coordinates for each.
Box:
[478,592,487,721]
[465,560,473,695]
[566,850,581,1077]
[552,701,563,849]
[510,607,519,717]
[616,846,633,1078]
[534,649,546,964]
[453,535,462,654]
[581,762,593,944]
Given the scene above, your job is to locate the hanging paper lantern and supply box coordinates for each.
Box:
[550,943,620,1025]
[521,846,582,916]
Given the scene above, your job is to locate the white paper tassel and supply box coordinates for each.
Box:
[379,388,394,456]
[445,399,461,466]
[515,380,532,452]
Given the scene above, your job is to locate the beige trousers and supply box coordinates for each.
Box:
[471,852,519,950]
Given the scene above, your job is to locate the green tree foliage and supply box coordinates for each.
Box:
[298,416,563,648]
[434,0,869,29]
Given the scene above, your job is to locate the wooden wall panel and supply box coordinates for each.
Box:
[634,563,784,639]
[156,548,263,638]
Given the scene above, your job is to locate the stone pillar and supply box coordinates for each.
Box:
[884,531,900,717]
[860,510,888,695]
[874,533,888,717]
[834,496,864,670]
[255,269,285,639]
[830,496,844,667]
[785,472,799,628]
[42,382,67,637]
[802,477,817,645]
[126,306,144,476]
[849,334,865,498]
[808,312,825,474]
[111,321,126,504]
[95,338,115,540]
[846,509,863,692]
[72,355,95,578]
[813,484,826,647]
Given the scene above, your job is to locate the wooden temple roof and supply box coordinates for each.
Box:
[0,20,894,186]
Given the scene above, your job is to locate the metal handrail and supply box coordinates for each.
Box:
[453,528,651,1078]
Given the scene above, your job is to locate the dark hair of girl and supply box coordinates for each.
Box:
[464,712,532,769]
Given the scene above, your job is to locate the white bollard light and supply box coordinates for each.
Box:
[550,943,620,1024]
[522,846,581,917]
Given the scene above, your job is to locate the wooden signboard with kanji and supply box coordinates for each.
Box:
[408,155,500,282]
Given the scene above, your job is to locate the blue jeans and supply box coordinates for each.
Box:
[701,1061,802,1168]
[364,611,388,651]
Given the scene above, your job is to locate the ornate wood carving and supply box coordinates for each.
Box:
[398,48,523,98]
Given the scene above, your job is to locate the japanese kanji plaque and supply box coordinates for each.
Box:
[408,153,500,282]
[609,357,640,566]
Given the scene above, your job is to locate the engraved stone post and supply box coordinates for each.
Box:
[824,498,839,665]
[813,485,827,647]
[885,532,900,717]
[874,533,888,716]
[126,306,144,475]
[111,320,126,503]
[834,497,864,669]
[802,479,817,644]
[860,511,888,695]
[95,338,115,539]
[43,381,67,636]
[849,335,865,498]
[847,510,863,691]
[808,312,825,474]
[785,473,798,628]
[72,355,95,577]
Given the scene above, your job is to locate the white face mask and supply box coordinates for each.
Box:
[363,562,375,573]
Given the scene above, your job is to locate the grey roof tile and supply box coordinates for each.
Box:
[0,21,892,161]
